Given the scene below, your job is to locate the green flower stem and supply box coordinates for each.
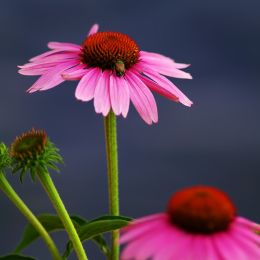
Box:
[104,111,119,260]
[37,171,88,260]
[0,172,61,260]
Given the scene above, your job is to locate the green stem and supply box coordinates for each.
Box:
[0,172,61,260]
[37,171,88,260]
[104,111,119,260]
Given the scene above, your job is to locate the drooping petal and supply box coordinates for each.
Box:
[75,68,101,101]
[88,24,99,36]
[138,59,192,79]
[138,73,179,102]
[62,64,89,80]
[29,49,66,62]
[109,74,130,117]
[28,53,80,65]
[18,63,56,76]
[120,218,165,244]
[94,70,111,116]
[141,69,193,107]
[109,74,121,115]
[47,42,81,51]
[213,233,248,259]
[140,51,190,69]
[121,221,170,260]
[27,61,79,93]
[125,71,158,124]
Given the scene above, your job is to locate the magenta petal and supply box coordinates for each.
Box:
[29,50,64,62]
[142,69,193,107]
[118,77,130,118]
[139,73,179,102]
[94,70,111,116]
[75,68,101,101]
[138,60,192,79]
[125,71,158,124]
[120,218,165,244]
[109,74,121,115]
[109,75,130,117]
[88,24,99,36]
[47,42,81,51]
[62,64,88,80]
[140,51,190,69]
[27,62,78,93]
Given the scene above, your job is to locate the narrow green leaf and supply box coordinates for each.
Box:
[0,254,36,260]
[63,215,132,258]
[14,214,85,253]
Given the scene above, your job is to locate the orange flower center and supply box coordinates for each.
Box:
[167,186,236,234]
[82,32,139,74]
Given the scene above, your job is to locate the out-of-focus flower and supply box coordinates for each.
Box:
[19,24,193,124]
[120,186,260,260]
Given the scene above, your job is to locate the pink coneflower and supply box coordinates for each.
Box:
[120,186,260,260]
[18,24,192,124]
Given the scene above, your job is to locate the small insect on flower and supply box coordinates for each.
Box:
[18,24,193,124]
[114,60,125,77]
[120,186,260,260]
[10,129,63,182]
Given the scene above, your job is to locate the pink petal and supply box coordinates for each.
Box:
[138,73,179,102]
[94,70,111,116]
[109,74,121,116]
[88,23,99,36]
[29,50,65,62]
[125,71,158,124]
[140,51,190,69]
[109,74,130,117]
[28,53,80,65]
[236,217,260,233]
[47,42,81,51]
[121,221,170,260]
[62,64,89,80]
[75,68,101,101]
[120,218,165,244]
[141,69,193,107]
[213,232,249,259]
[155,229,193,260]
[18,65,53,76]
[233,222,260,244]
[27,61,78,93]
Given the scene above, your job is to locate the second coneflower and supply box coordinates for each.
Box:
[120,186,260,260]
[18,24,192,124]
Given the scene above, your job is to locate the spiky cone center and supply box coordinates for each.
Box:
[167,186,236,234]
[10,129,47,161]
[82,31,140,74]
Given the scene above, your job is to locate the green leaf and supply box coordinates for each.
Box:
[63,215,132,258]
[15,214,64,253]
[14,214,111,258]
[0,254,36,260]
[14,214,86,253]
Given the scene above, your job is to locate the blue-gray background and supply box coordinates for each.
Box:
[0,0,260,259]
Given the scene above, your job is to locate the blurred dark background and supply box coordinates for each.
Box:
[0,0,260,259]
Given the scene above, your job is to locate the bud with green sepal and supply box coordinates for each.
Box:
[10,129,88,260]
[10,129,63,182]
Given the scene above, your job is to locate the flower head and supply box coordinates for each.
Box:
[120,186,260,260]
[10,129,63,181]
[19,24,193,124]
[0,143,11,172]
